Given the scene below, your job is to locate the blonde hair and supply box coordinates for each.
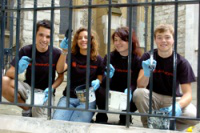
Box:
[154,24,174,39]
[71,27,99,61]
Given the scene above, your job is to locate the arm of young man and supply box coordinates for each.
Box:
[137,69,150,88]
[51,73,64,90]
[97,75,103,84]
[6,66,16,79]
[56,51,68,74]
[178,83,192,108]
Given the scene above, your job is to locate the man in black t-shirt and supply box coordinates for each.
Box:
[2,19,64,117]
[133,24,198,129]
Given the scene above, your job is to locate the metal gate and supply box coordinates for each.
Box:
[0,0,200,130]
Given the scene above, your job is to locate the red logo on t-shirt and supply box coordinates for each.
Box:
[72,62,77,67]
[72,61,97,69]
[154,69,173,76]
[115,68,132,73]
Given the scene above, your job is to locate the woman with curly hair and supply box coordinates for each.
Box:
[53,27,104,123]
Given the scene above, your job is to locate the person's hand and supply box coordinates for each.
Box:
[124,88,132,102]
[104,64,115,78]
[18,56,32,74]
[159,103,182,116]
[142,59,157,77]
[91,79,100,92]
[60,37,68,50]
[43,88,54,104]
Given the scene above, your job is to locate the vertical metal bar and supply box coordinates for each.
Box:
[0,0,6,102]
[14,0,21,103]
[197,0,200,118]
[105,0,112,112]
[126,0,133,128]
[66,0,73,108]
[9,12,13,62]
[85,0,92,109]
[171,0,179,130]
[144,0,149,52]
[149,0,155,115]
[31,0,37,108]
[47,0,55,120]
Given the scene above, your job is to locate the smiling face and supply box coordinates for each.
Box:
[36,26,50,52]
[77,31,88,54]
[113,35,129,56]
[155,30,174,57]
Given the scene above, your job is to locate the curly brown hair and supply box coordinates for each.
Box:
[71,27,99,61]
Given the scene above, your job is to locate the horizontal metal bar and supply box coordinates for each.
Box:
[1,0,200,12]
[1,101,200,121]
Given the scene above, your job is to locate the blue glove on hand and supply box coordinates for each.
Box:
[43,88,54,104]
[60,37,69,50]
[142,59,157,77]
[104,64,115,78]
[159,103,182,117]
[18,56,31,74]
[91,79,100,92]
[124,88,132,102]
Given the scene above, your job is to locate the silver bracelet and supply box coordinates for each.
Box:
[62,51,68,55]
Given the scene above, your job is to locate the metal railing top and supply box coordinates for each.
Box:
[0,0,199,12]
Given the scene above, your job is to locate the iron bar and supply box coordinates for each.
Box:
[170,0,179,130]
[66,0,73,108]
[125,0,134,128]
[105,0,112,112]
[47,0,55,120]
[14,0,21,104]
[30,0,37,109]
[1,1,200,11]
[149,0,155,115]
[197,1,200,118]
[0,0,6,102]
[85,0,92,109]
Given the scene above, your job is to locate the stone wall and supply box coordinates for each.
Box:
[152,2,199,76]
[13,0,60,47]
[152,4,186,56]
[95,0,127,56]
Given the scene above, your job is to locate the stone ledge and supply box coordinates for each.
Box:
[0,114,182,133]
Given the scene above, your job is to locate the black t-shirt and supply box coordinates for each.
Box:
[63,52,104,97]
[102,51,140,92]
[139,49,196,96]
[11,44,61,90]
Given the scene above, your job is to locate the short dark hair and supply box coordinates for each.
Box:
[36,19,51,32]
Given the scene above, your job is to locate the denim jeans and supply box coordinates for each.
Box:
[53,96,96,123]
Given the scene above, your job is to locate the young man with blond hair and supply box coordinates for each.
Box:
[133,24,198,130]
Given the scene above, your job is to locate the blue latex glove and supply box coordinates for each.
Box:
[159,103,182,117]
[18,56,31,74]
[104,64,115,78]
[142,59,157,77]
[60,37,68,50]
[43,88,54,104]
[124,88,132,102]
[91,79,100,92]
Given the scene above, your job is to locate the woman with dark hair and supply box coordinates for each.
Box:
[53,27,104,123]
[95,26,142,125]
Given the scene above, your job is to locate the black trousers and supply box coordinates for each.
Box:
[95,87,137,123]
